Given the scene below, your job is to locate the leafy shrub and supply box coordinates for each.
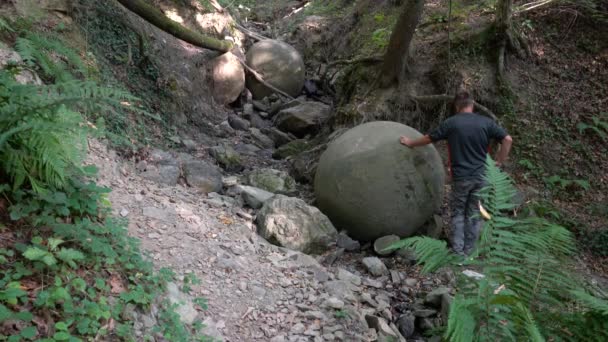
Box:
[387,157,608,341]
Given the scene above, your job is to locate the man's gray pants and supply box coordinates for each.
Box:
[450,178,486,256]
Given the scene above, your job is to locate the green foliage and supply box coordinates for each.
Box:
[543,174,590,195]
[16,33,87,82]
[371,28,391,50]
[577,113,608,141]
[0,25,208,341]
[387,156,608,341]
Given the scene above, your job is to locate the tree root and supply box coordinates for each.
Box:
[412,94,498,121]
[326,55,383,68]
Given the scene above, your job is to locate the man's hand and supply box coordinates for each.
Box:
[399,135,433,148]
[399,136,412,147]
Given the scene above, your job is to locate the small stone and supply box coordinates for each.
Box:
[291,323,305,334]
[243,103,255,118]
[397,314,415,338]
[337,269,361,286]
[425,287,451,308]
[336,231,361,252]
[148,233,161,239]
[303,310,327,320]
[373,235,401,256]
[219,120,235,136]
[404,278,418,287]
[362,257,389,277]
[222,176,239,187]
[120,208,129,217]
[418,317,435,331]
[324,297,345,310]
[390,270,402,285]
[228,114,250,131]
[270,335,286,342]
[239,185,274,209]
[414,309,438,318]
[362,278,384,289]
[239,282,248,291]
[251,127,275,149]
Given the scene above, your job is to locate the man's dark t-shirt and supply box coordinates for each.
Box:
[428,112,507,180]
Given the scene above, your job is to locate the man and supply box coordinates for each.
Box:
[399,91,513,256]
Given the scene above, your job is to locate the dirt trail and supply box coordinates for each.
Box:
[86,139,421,342]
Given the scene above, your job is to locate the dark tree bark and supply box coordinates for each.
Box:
[379,0,425,87]
[495,0,513,79]
[115,0,233,53]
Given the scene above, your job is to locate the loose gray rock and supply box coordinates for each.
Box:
[324,297,345,310]
[397,314,416,338]
[374,235,401,256]
[182,160,222,194]
[267,127,294,147]
[274,101,331,138]
[246,168,297,194]
[324,280,357,303]
[218,120,235,136]
[256,195,338,254]
[239,185,274,209]
[166,282,198,325]
[243,103,255,118]
[425,287,451,308]
[337,268,362,286]
[314,121,445,241]
[245,40,305,99]
[414,309,438,318]
[208,144,244,172]
[441,293,453,322]
[140,164,180,186]
[250,127,275,149]
[336,231,361,251]
[362,257,389,277]
[228,114,251,131]
[253,100,270,113]
[251,113,270,130]
[365,316,400,341]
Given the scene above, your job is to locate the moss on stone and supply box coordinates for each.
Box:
[272,139,312,159]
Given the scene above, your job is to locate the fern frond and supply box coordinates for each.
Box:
[388,236,459,273]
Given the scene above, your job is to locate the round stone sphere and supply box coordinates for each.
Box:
[245,40,305,100]
[314,121,445,242]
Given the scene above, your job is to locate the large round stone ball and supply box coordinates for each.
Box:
[245,40,305,100]
[314,121,445,242]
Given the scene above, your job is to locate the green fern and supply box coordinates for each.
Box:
[0,69,134,192]
[388,156,608,341]
[15,33,87,82]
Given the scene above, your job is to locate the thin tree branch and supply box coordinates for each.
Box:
[412,94,498,121]
[326,55,383,68]
[236,57,295,101]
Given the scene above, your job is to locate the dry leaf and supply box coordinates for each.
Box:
[109,274,126,294]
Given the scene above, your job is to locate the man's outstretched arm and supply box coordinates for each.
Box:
[495,135,513,166]
[400,135,433,148]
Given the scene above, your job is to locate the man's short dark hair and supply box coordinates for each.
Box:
[454,91,475,112]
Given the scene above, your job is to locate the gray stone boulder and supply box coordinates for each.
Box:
[246,168,297,194]
[274,101,331,137]
[182,159,222,194]
[239,185,274,209]
[374,235,401,256]
[250,128,275,149]
[208,144,243,172]
[314,121,445,241]
[228,114,250,131]
[138,149,180,186]
[211,52,245,105]
[245,40,305,99]
[256,195,338,254]
[362,257,389,277]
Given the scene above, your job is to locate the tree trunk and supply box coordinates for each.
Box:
[115,0,233,53]
[495,0,513,79]
[379,0,425,88]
